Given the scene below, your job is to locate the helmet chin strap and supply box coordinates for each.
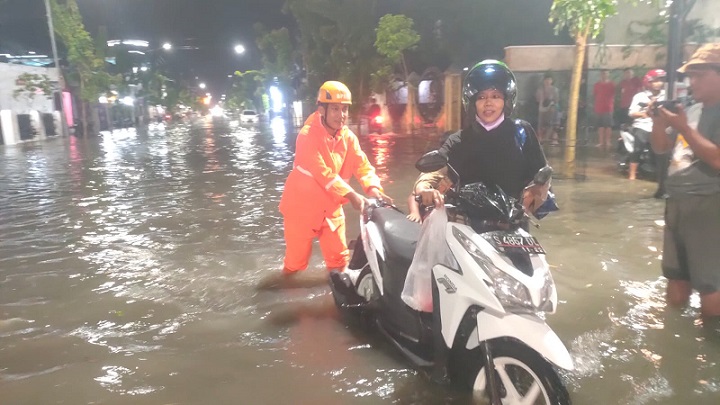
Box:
[321,105,341,136]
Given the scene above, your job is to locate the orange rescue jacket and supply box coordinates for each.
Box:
[279,112,383,231]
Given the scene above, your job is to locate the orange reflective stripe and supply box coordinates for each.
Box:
[296,165,346,192]
[295,165,313,177]
[325,175,343,191]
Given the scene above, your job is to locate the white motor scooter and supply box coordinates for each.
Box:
[330,151,573,404]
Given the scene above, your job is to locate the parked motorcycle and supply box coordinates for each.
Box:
[369,113,384,134]
[617,124,656,180]
[330,151,573,404]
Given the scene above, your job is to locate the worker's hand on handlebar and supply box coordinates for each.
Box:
[345,191,368,211]
[367,187,394,205]
[418,189,444,209]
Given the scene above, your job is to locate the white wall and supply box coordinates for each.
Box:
[604,0,720,45]
[0,63,59,114]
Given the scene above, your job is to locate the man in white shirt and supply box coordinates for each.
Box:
[627,69,666,181]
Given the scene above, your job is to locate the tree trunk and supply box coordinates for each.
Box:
[401,54,414,134]
[564,26,589,178]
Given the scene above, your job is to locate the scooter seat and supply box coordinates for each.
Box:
[371,207,422,264]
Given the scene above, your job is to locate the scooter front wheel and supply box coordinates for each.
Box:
[453,339,571,405]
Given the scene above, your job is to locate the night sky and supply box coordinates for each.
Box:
[1,0,294,95]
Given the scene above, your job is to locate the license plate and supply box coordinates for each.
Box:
[484,232,546,255]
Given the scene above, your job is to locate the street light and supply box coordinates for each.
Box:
[162,42,172,51]
[234,44,245,55]
[199,82,207,89]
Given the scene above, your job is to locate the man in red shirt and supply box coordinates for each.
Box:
[593,69,616,150]
[618,68,643,126]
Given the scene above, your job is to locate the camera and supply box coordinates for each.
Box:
[652,100,681,115]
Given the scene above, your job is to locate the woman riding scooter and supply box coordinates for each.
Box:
[415,60,548,216]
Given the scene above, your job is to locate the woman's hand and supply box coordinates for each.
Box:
[418,189,444,209]
[406,212,422,223]
[522,183,549,213]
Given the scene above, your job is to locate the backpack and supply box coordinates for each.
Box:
[512,119,559,219]
[514,119,528,151]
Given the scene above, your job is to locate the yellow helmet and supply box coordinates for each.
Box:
[317,81,352,105]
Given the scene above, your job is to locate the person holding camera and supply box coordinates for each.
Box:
[650,43,720,319]
[627,69,667,181]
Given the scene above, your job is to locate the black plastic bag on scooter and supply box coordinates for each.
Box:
[456,183,517,230]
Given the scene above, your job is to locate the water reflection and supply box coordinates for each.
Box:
[2,121,720,404]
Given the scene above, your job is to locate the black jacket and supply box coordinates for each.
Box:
[438,118,547,199]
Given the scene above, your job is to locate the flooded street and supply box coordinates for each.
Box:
[2,118,719,405]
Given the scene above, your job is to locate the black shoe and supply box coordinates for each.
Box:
[653,190,668,199]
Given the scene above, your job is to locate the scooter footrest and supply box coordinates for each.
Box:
[329,271,366,306]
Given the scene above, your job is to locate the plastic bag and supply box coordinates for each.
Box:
[401,207,457,312]
[534,189,559,219]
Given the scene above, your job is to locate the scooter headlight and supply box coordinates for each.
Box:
[453,228,535,313]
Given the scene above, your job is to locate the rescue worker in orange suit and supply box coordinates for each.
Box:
[262,81,393,288]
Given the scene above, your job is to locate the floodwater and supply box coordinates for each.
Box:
[1,117,719,405]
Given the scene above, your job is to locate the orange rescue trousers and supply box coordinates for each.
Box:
[282,216,349,273]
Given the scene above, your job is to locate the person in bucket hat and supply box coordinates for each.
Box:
[649,43,720,319]
[677,43,720,73]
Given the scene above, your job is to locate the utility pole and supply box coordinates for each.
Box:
[666,0,695,99]
[44,0,69,136]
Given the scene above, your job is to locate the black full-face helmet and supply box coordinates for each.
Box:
[462,59,517,117]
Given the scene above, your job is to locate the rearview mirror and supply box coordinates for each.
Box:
[415,150,447,173]
[533,166,553,185]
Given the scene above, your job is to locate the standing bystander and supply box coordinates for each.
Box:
[593,70,616,151]
[650,43,720,319]
[627,69,666,180]
[536,72,560,145]
[618,68,643,126]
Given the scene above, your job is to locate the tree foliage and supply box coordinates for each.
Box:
[283,0,383,108]
[255,24,294,81]
[13,73,54,101]
[375,14,420,81]
[164,82,197,112]
[50,0,117,136]
[549,0,620,39]
[226,70,265,111]
[549,0,634,175]
[139,71,169,106]
[281,0,566,110]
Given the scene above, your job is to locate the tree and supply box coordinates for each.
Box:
[226,70,265,111]
[140,71,170,106]
[164,82,196,113]
[50,0,116,137]
[254,24,296,109]
[13,73,54,109]
[284,0,382,111]
[549,0,635,176]
[255,25,294,81]
[375,14,420,84]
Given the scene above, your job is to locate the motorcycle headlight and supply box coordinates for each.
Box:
[453,228,537,313]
